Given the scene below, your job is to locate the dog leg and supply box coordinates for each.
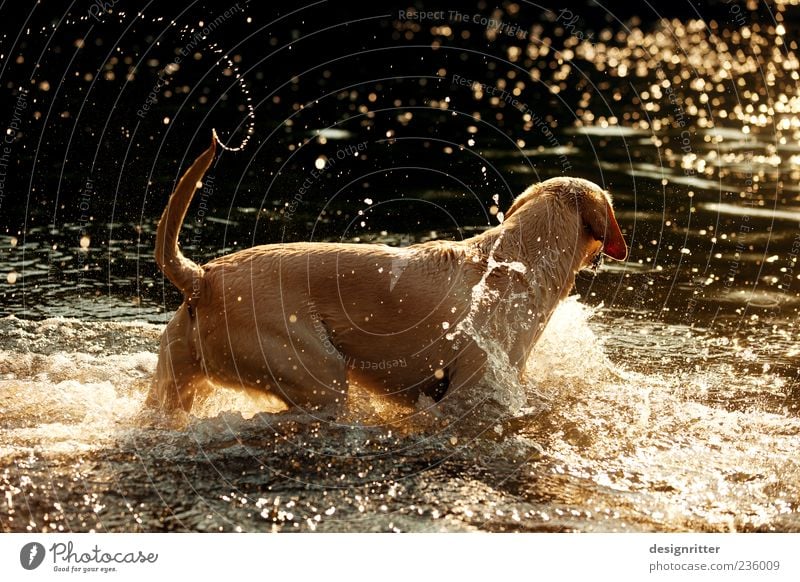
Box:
[269,356,349,421]
[145,306,209,412]
[225,330,350,421]
[145,339,210,412]
[436,345,512,434]
[435,344,487,417]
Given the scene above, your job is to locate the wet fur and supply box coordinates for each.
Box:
[146,134,627,417]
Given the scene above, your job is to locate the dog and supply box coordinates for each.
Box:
[146,133,627,418]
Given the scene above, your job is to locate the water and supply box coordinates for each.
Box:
[1,3,799,532]
[1,299,797,532]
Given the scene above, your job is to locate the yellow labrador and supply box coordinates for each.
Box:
[146,133,627,416]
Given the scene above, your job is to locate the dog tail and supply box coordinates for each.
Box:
[155,132,217,296]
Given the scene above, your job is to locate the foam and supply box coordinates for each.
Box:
[0,311,797,532]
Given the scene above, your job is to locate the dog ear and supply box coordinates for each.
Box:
[583,198,627,261]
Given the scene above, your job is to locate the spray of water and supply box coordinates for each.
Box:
[205,43,255,152]
[444,233,533,417]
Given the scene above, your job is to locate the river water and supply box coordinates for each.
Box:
[1,3,798,532]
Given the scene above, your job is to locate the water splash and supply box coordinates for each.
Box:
[0,310,797,532]
[206,44,256,152]
[444,233,531,416]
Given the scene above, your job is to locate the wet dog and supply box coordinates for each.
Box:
[146,133,626,417]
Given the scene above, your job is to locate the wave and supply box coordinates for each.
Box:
[0,301,798,532]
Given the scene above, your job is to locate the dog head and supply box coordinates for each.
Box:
[505,177,627,265]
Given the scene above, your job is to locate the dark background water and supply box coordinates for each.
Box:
[1,0,799,534]
[2,0,798,328]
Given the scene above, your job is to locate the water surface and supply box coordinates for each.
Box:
[1,2,798,532]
